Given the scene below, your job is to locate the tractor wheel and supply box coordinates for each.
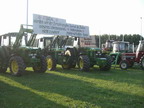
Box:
[120,60,128,70]
[47,55,56,71]
[78,55,90,71]
[61,49,74,69]
[140,56,144,70]
[33,55,47,73]
[99,55,111,71]
[9,56,25,76]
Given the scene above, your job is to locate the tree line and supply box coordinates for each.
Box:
[92,34,143,47]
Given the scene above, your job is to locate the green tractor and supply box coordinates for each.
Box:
[0,25,47,76]
[109,41,134,67]
[38,35,111,71]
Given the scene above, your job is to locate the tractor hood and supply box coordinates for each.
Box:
[14,46,42,56]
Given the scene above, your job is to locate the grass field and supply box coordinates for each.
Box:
[0,65,144,108]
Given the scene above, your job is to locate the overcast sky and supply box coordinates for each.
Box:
[0,0,144,36]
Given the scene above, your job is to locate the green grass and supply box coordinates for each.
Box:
[0,66,144,108]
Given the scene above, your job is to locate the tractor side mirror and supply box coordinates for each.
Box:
[75,37,77,41]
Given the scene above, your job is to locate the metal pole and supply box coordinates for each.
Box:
[99,32,101,48]
[25,0,29,44]
[27,0,28,28]
[140,17,143,40]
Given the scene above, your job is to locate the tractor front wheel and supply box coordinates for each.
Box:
[47,55,56,71]
[33,56,47,73]
[99,55,111,71]
[78,55,90,71]
[9,56,25,76]
[120,60,128,70]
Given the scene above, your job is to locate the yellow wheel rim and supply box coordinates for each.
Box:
[11,60,18,73]
[79,59,84,69]
[47,58,53,70]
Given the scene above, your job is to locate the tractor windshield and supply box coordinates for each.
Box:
[113,42,129,53]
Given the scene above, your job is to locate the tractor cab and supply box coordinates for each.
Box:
[0,32,26,47]
[112,41,130,53]
[102,40,114,53]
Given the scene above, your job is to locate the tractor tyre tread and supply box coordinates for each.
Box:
[78,55,90,71]
[9,56,25,76]
[100,55,111,71]
[33,55,47,73]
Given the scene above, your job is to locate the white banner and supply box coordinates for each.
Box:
[33,14,66,35]
[33,14,89,37]
[66,23,89,37]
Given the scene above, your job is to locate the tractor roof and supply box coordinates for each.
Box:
[0,32,27,37]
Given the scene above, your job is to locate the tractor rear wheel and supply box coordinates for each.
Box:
[47,55,56,71]
[33,55,47,73]
[9,56,25,76]
[140,56,144,70]
[78,55,90,71]
[99,55,111,71]
[120,60,128,70]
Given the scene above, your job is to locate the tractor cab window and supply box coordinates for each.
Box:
[120,43,128,51]
[2,36,9,46]
[10,36,17,46]
[113,42,129,52]
[65,37,74,46]
[105,41,113,48]
[44,39,52,47]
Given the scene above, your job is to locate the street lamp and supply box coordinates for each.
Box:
[140,17,143,40]
[26,0,28,27]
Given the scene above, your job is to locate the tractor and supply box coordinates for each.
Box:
[39,35,111,71]
[120,40,144,70]
[0,24,47,76]
[109,41,134,68]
